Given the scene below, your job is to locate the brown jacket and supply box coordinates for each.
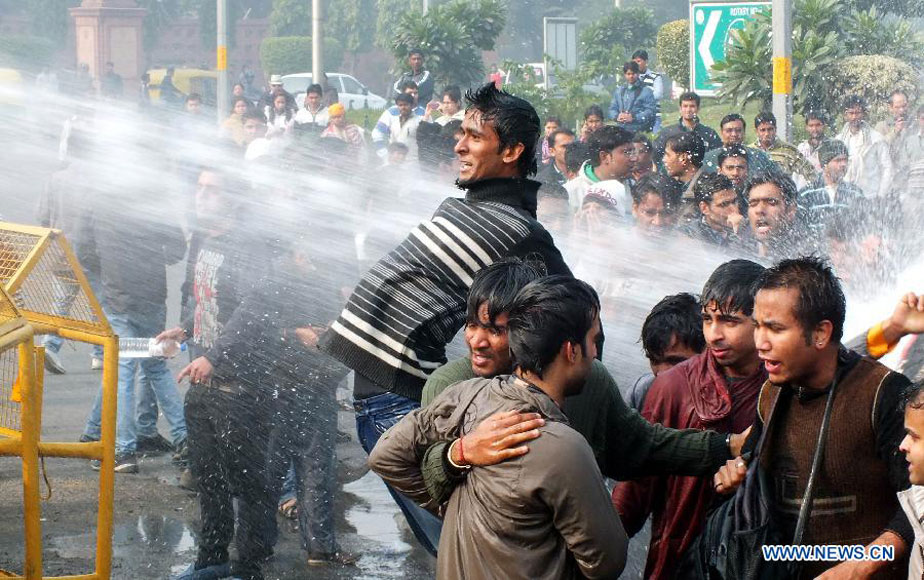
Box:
[369,375,627,579]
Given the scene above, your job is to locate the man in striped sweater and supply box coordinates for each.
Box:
[319,83,570,555]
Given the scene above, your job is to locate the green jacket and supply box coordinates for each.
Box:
[419,357,730,504]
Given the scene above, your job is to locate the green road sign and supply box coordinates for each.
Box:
[690,1,771,95]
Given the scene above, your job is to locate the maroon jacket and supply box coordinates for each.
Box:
[611,349,766,580]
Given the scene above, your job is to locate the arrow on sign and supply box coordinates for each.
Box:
[698,10,722,72]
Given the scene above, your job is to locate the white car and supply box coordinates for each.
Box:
[281,72,387,110]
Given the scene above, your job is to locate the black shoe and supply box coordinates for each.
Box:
[137,434,174,456]
[306,551,358,567]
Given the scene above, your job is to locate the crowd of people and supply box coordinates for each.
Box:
[27,44,924,580]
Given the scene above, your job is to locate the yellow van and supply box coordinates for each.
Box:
[146,68,218,106]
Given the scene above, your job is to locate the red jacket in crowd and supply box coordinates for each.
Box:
[611,349,767,580]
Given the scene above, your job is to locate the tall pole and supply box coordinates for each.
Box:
[312,0,324,86]
[217,0,229,124]
[771,0,793,142]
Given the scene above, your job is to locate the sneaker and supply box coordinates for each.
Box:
[172,562,231,580]
[44,350,66,375]
[306,551,358,567]
[92,453,138,474]
[91,357,103,371]
[137,434,174,456]
[78,434,99,443]
[172,438,189,466]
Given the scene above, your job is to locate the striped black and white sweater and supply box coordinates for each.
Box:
[319,177,571,401]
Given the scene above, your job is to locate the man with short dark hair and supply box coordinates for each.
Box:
[836,95,893,197]
[876,89,912,162]
[320,83,571,555]
[702,113,775,174]
[185,93,203,116]
[162,168,274,580]
[632,49,665,132]
[609,61,656,133]
[714,257,913,579]
[798,139,865,233]
[717,145,749,196]
[393,49,434,104]
[684,172,743,246]
[662,131,706,213]
[631,174,678,234]
[632,133,655,182]
[614,259,768,580]
[627,292,706,411]
[100,61,123,98]
[536,128,575,187]
[797,110,830,172]
[372,92,422,161]
[744,171,811,259]
[752,111,817,186]
[564,125,636,215]
[657,92,721,153]
[370,275,628,579]
[564,141,589,180]
[294,84,328,127]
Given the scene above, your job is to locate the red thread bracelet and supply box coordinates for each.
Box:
[458,437,467,465]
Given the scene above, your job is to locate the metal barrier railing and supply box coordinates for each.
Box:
[0,223,118,580]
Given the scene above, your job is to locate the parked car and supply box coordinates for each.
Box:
[281,72,387,110]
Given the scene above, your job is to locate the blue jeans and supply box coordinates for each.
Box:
[353,386,442,557]
[83,308,187,454]
[43,271,104,359]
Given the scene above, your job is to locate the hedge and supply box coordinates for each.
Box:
[0,36,55,72]
[828,54,919,122]
[259,36,344,78]
[657,20,689,89]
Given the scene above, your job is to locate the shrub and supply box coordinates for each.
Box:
[0,36,55,72]
[259,36,344,77]
[828,55,919,122]
[657,20,689,89]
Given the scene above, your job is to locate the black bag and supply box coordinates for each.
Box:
[678,376,841,580]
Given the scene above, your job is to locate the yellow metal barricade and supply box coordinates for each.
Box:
[0,223,118,580]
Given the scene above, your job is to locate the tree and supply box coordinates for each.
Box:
[391,0,506,87]
[376,0,418,50]
[269,0,312,36]
[23,0,79,42]
[656,20,689,89]
[579,7,657,81]
[327,0,376,58]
